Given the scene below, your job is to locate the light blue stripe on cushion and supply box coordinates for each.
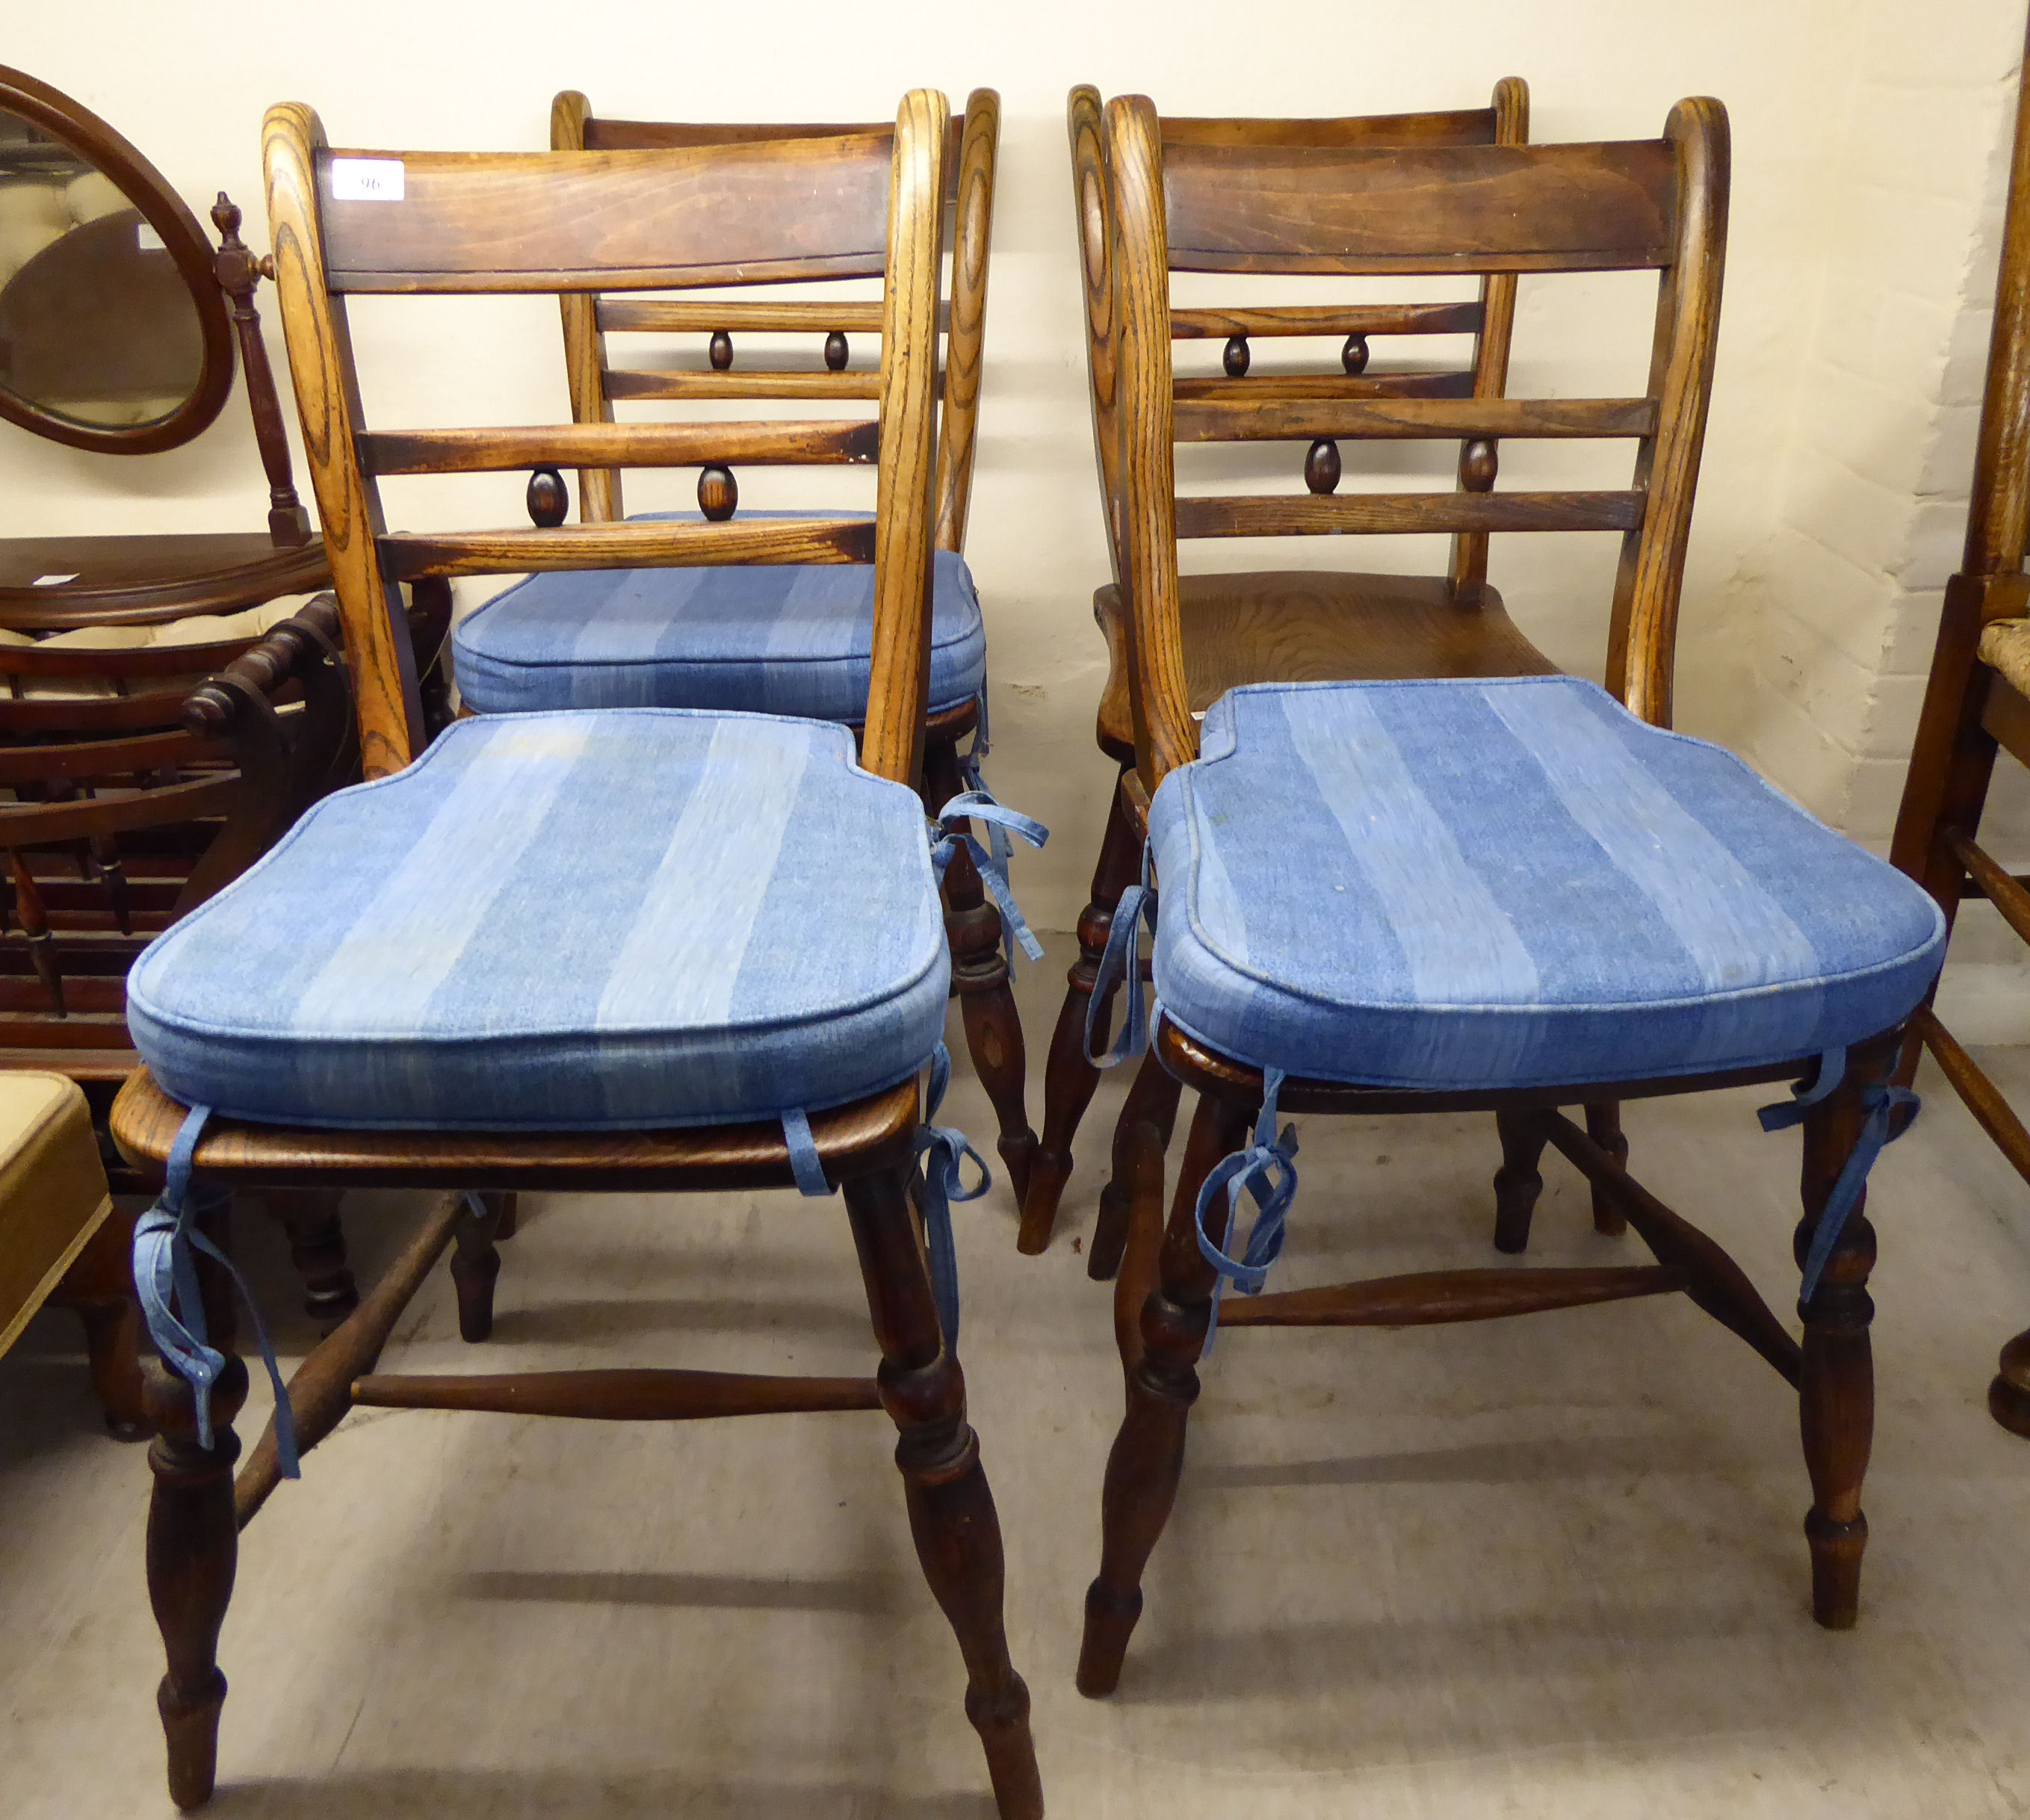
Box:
[1147,677,1946,1092]
[454,512,988,722]
[128,709,950,1129]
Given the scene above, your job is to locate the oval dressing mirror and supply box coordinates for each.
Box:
[0,66,232,454]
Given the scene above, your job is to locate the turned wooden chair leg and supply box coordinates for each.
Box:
[264,1189,358,1332]
[842,1166,1042,1820]
[1092,1044,1183,1284]
[57,1203,149,1440]
[1079,1090,1251,1697]
[141,1191,245,1812]
[1027,766,1139,1253]
[924,740,1037,1218]
[1797,1074,1878,1629]
[450,1192,507,1343]
[1584,1101,1629,1236]
[490,1190,519,1241]
[1492,1108,1549,1254]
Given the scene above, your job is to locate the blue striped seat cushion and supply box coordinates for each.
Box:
[452,513,987,720]
[127,709,949,1129]
[1148,678,1946,1091]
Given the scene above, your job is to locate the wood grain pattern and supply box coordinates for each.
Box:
[935,89,1000,552]
[378,515,875,581]
[1173,394,1653,442]
[604,368,885,402]
[359,420,876,474]
[1162,107,1499,150]
[1175,489,1646,539]
[1172,369,1474,402]
[1163,137,1679,273]
[264,104,426,774]
[1171,302,1483,338]
[351,1367,884,1420]
[318,139,892,293]
[1214,1264,1684,1326]
[597,299,888,333]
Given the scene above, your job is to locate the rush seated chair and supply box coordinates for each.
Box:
[107,93,1040,1819]
[445,88,1042,1213]
[1029,81,1584,1258]
[1074,91,1948,1703]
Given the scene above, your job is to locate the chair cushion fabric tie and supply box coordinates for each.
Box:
[131,1102,300,1475]
[1085,841,1157,1068]
[909,1042,989,1345]
[1192,1066,1299,1348]
[931,788,1049,968]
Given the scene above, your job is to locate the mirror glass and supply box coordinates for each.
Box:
[0,105,204,430]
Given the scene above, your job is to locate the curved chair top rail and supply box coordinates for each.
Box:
[551,90,998,551]
[1102,88,1730,788]
[1068,78,1529,598]
[0,64,235,454]
[264,93,952,784]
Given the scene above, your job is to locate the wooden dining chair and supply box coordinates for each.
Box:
[441,89,1042,1213]
[1029,79,1583,1260]
[107,93,1040,1819]
[1074,90,1950,1702]
[1888,14,2030,1439]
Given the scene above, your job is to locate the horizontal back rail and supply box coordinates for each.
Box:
[1174,490,1647,539]
[597,299,890,334]
[0,693,200,735]
[0,729,230,786]
[1171,302,1482,339]
[1172,371,1473,403]
[1163,108,1497,149]
[379,515,877,582]
[603,368,888,403]
[0,775,243,846]
[1164,138,1679,274]
[359,421,878,476]
[318,139,892,294]
[1173,394,1658,442]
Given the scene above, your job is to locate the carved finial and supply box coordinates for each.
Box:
[211,192,244,245]
[1341,333,1370,376]
[1222,333,1250,379]
[697,465,737,521]
[527,465,569,527]
[1460,438,1498,492]
[825,331,849,372]
[1304,439,1341,495]
[709,329,734,371]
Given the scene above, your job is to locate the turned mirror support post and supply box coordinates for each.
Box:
[210,196,312,549]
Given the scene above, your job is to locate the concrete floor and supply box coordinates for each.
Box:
[8,935,2030,1818]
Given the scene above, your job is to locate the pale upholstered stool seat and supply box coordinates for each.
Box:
[0,1071,114,1358]
[127,708,950,1130]
[1147,677,1948,1092]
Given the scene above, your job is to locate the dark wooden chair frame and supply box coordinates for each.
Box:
[1888,12,2030,1438]
[1072,89,1910,1702]
[1027,80,1636,1260]
[107,93,1040,1819]
[546,90,1041,1210]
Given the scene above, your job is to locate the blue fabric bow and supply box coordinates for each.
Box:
[1086,841,1157,1069]
[932,779,1049,971]
[1757,1047,1919,1303]
[1194,1067,1301,1348]
[131,1103,299,1475]
[781,1044,985,1346]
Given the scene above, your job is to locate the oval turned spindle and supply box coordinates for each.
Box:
[1304,438,1342,495]
[1342,332,1370,375]
[709,329,734,371]
[525,465,568,527]
[697,464,737,521]
[1222,333,1250,378]
[825,330,850,371]
[1460,437,1499,492]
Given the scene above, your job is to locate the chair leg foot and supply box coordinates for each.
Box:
[450,1192,506,1343]
[1990,1326,2030,1437]
[265,1189,358,1333]
[1797,1066,1878,1630]
[1584,1102,1629,1236]
[844,1167,1042,1817]
[56,1204,149,1439]
[1080,1092,1245,1697]
[1492,1109,1547,1254]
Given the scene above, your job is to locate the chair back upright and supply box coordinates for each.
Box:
[261,93,951,787]
[1102,90,1728,794]
[551,90,998,557]
[1069,79,1529,598]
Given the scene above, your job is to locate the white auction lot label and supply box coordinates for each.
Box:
[329,158,405,202]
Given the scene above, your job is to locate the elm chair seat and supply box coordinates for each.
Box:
[126,708,948,1130]
[453,516,988,721]
[1145,678,1948,1092]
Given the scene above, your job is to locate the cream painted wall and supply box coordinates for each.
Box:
[4,0,2026,932]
